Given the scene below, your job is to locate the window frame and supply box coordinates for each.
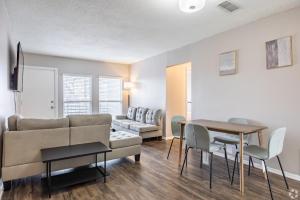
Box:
[62,73,93,116]
[98,75,123,115]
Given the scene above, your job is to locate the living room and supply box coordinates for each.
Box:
[1,0,300,199]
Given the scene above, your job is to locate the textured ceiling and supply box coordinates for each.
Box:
[4,0,300,64]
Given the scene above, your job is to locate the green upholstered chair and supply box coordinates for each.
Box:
[180,123,227,189]
[167,115,186,159]
[231,127,289,200]
[213,118,255,178]
[214,118,250,144]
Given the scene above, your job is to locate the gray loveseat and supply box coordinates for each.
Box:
[112,107,163,139]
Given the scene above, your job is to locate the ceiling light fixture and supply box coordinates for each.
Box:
[179,0,206,13]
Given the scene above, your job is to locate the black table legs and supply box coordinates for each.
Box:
[95,153,108,183]
[104,152,107,183]
[46,161,52,198]
[45,153,108,198]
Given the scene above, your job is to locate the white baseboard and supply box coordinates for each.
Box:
[160,139,300,181]
[214,152,300,182]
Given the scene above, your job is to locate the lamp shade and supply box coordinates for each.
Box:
[179,0,206,13]
[124,81,134,90]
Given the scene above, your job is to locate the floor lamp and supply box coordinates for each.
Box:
[123,81,134,108]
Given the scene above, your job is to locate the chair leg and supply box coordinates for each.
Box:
[180,147,189,175]
[276,156,289,190]
[209,152,213,189]
[167,138,175,159]
[185,144,188,167]
[231,152,238,185]
[235,145,239,175]
[250,156,255,168]
[263,160,274,200]
[246,143,255,168]
[248,156,251,176]
[200,150,203,168]
[237,157,239,176]
[224,148,231,181]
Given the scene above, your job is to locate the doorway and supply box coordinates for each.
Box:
[20,66,58,118]
[166,62,192,138]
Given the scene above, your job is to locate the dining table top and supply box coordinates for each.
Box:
[179,119,267,135]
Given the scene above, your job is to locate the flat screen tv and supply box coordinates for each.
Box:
[10,42,24,92]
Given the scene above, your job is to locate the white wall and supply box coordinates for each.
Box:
[131,7,300,176]
[0,0,15,173]
[0,0,15,133]
[24,53,130,117]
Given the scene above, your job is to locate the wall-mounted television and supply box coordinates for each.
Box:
[10,42,24,92]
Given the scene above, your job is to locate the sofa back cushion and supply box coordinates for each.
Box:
[135,107,148,123]
[68,114,112,146]
[145,109,162,126]
[127,107,137,120]
[17,118,69,131]
[3,128,69,167]
[68,114,111,127]
[70,125,110,146]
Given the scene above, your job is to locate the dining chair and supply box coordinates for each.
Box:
[213,118,255,179]
[231,127,289,200]
[180,123,227,189]
[167,115,186,159]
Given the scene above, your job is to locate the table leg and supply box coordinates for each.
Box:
[95,154,98,167]
[258,130,267,179]
[178,124,185,166]
[257,130,262,146]
[104,152,107,183]
[48,162,52,198]
[46,162,50,198]
[239,133,244,195]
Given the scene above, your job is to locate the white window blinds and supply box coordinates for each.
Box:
[63,74,92,116]
[99,77,122,116]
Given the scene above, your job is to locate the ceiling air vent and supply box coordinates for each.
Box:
[218,1,239,12]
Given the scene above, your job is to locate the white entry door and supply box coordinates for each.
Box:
[21,66,58,118]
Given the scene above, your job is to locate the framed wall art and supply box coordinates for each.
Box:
[219,50,237,76]
[266,36,293,69]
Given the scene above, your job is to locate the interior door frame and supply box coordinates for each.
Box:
[23,65,59,118]
[165,62,190,139]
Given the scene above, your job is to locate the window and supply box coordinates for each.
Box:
[63,74,92,116]
[99,77,122,116]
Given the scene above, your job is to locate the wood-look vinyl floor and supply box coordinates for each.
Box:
[1,140,299,200]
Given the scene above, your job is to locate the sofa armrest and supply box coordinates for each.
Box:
[115,115,127,120]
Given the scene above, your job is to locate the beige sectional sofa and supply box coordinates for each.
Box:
[2,114,142,190]
[112,107,163,139]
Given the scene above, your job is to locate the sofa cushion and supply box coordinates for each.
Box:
[135,107,148,123]
[115,115,127,120]
[68,114,111,127]
[110,131,142,149]
[112,119,135,129]
[17,118,69,131]
[127,107,137,120]
[129,123,160,133]
[70,125,110,146]
[145,109,162,126]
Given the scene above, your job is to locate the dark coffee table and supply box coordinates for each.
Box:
[41,142,112,198]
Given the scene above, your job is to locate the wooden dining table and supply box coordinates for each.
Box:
[178,119,267,195]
